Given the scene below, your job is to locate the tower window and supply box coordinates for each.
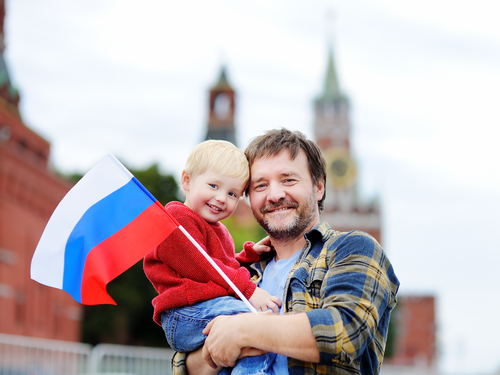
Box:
[214,93,231,119]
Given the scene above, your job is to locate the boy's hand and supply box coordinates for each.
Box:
[253,236,273,255]
[249,287,281,314]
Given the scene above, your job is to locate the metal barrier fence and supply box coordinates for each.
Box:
[0,333,174,375]
[89,343,173,375]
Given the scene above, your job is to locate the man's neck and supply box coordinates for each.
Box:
[272,235,307,261]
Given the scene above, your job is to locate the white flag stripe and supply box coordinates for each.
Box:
[31,155,132,289]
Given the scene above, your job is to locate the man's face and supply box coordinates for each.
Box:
[248,149,324,241]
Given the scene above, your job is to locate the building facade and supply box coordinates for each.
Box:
[0,0,82,341]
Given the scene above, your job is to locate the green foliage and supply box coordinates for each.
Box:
[82,261,169,347]
[129,164,180,206]
[65,172,84,184]
[222,214,267,252]
[384,301,399,358]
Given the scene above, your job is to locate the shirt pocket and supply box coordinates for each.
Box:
[289,262,327,312]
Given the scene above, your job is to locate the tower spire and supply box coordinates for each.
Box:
[321,43,342,100]
[213,65,231,90]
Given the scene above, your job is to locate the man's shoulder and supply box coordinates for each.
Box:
[311,223,382,255]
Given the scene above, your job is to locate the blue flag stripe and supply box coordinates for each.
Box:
[62,178,155,302]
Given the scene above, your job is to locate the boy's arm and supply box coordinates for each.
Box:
[235,238,273,266]
[234,242,260,265]
[157,216,257,300]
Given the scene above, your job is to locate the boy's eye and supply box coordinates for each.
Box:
[228,192,239,198]
[209,184,218,189]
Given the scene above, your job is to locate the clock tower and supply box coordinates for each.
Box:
[205,65,237,145]
[314,43,381,242]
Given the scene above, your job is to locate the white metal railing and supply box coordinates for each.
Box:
[0,332,92,374]
[88,343,173,375]
[0,333,174,375]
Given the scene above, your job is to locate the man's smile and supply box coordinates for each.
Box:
[261,199,299,214]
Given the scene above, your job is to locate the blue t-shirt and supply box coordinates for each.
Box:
[258,251,300,375]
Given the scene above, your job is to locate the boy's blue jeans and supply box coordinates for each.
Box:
[161,296,276,375]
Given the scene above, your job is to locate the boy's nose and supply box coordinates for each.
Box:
[215,191,226,203]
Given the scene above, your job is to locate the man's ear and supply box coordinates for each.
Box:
[181,170,191,192]
[315,178,325,201]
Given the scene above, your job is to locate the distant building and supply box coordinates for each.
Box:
[315,42,437,368]
[0,1,82,341]
[384,295,437,368]
[313,43,381,242]
[205,65,237,145]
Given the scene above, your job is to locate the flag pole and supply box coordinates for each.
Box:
[177,225,259,315]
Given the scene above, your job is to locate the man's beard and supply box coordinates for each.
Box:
[252,196,317,242]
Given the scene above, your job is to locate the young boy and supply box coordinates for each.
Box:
[144,140,280,375]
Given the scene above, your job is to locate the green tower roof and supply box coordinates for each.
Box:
[212,65,233,91]
[319,43,346,101]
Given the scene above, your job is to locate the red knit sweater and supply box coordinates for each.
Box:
[144,201,259,325]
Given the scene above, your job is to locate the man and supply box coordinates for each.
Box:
[173,128,400,374]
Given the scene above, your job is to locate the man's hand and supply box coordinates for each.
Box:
[249,287,281,313]
[201,314,250,368]
[201,311,320,368]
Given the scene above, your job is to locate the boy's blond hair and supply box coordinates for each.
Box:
[184,140,249,189]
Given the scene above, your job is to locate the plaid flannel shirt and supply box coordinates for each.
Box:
[171,222,400,375]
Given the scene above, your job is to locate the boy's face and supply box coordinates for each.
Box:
[182,169,246,223]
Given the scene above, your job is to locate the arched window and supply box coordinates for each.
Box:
[214,93,231,119]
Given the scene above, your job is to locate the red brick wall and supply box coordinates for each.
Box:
[385,295,436,367]
[0,104,82,342]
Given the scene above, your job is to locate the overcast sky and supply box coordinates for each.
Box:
[5,1,500,373]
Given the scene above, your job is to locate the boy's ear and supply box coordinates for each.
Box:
[181,170,191,192]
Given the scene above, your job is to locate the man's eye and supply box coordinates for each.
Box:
[254,184,266,190]
[284,179,296,184]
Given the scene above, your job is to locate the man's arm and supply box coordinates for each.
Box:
[186,347,221,375]
[199,232,399,369]
[201,312,319,368]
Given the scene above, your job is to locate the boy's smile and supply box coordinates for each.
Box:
[182,169,246,223]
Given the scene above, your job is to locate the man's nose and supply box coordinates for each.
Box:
[267,182,286,202]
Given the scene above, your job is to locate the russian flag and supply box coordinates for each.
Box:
[31,154,179,305]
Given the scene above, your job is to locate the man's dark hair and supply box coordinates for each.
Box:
[245,128,327,213]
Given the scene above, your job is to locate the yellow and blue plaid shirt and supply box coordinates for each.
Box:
[172,223,400,375]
